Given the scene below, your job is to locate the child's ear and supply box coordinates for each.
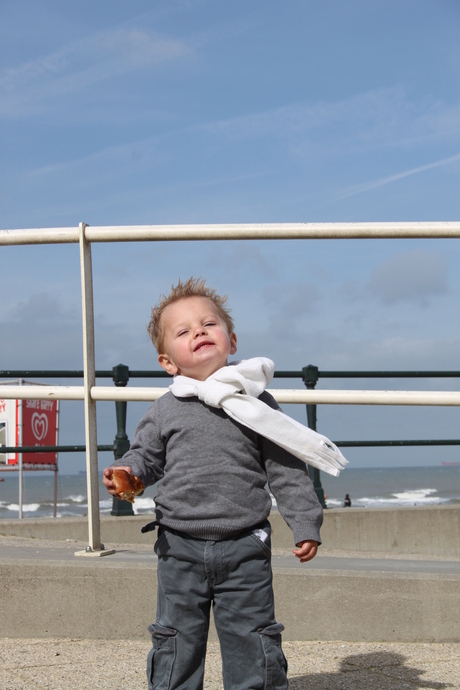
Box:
[158,354,179,376]
[229,332,237,355]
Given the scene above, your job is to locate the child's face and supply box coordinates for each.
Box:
[158,296,237,380]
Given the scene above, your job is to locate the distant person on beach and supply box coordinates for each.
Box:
[103,277,346,690]
[343,493,352,507]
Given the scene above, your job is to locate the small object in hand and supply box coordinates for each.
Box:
[112,469,144,503]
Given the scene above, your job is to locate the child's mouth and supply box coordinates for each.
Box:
[195,341,213,351]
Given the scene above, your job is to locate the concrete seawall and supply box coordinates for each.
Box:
[1,507,459,643]
[1,556,458,643]
[1,505,459,557]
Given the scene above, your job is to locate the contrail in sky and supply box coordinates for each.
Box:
[337,152,460,200]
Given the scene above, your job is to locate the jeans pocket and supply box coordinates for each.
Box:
[147,623,177,690]
[250,530,272,556]
[258,623,288,690]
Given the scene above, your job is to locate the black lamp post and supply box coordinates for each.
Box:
[302,364,327,508]
[111,363,134,516]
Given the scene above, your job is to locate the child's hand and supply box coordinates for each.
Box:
[102,466,132,496]
[293,540,319,563]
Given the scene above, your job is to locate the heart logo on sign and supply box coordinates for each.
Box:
[32,413,48,441]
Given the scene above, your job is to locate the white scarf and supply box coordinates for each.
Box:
[169,357,348,477]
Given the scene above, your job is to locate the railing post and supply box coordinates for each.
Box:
[79,222,103,551]
[302,364,327,508]
[111,364,134,516]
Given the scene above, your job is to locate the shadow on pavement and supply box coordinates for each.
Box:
[289,651,452,689]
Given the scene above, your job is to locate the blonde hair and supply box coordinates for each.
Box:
[148,277,234,353]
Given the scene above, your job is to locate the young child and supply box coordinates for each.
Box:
[103,277,344,690]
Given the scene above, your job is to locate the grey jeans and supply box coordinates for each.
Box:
[147,521,288,690]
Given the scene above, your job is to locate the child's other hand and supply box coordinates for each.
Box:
[102,466,132,496]
[293,540,319,563]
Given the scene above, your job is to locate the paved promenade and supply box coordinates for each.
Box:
[1,533,460,574]
[1,534,460,688]
[1,637,459,689]
[1,508,459,688]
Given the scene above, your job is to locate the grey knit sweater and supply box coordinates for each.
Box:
[114,391,323,545]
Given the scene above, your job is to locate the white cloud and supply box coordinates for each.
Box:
[0,291,144,370]
[7,292,77,325]
[19,87,460,199]
[196,88,460,154]
[1,293,83,368]
[263,281,321,336]
[0,29,190,118]
[368,249,450,306]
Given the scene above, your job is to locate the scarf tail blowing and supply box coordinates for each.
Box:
[170,357,348,477]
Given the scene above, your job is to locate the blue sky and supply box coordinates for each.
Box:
[1,0,460,472]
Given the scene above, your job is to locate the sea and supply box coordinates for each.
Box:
[0,465,459,520]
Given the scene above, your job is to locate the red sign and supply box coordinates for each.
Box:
[21,399,58,465]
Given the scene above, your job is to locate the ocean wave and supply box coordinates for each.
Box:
[392,488,437,502]
[6,503,41,512]
[98,498,154,513]
[2,468,457,519]
[67,494,86,503]
[56,501,82,508]
[325,498,342,507]
[97,496,156,515]
[326,488,447,508]
[55,509,87,517]
[133,497,156,515]
[355,491,448,508]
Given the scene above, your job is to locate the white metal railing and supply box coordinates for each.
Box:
[3,384,460,407]
[1,221,459,553]
[1,221,460,245]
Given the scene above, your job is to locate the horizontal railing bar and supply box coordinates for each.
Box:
[2,440,460,454]
[0,370,172,379]
[0,227,80,245]
[336,439,460,447]
[85,223,460,242]
[0,386,85,399]
[92,387,460,405]
[317,371,460,378]
[0,445,114,453]
[0,465,58,472]
[116,370,170,378]
[2,385,460,406]
[1,370,108,378]
[275,370,460,379]
[2,369,459,380]
[2,221,460,246]
[273,370,430,379]
[271,389,460,405]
